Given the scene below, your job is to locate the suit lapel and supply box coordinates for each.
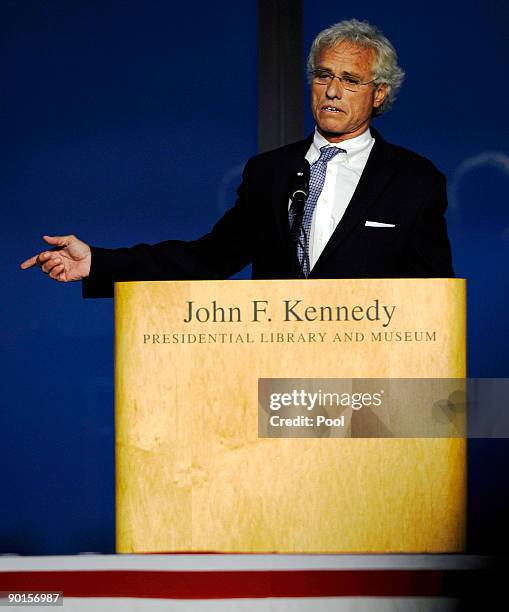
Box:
[310,129,397,276]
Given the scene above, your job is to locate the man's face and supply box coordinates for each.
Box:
[311,42,388,142]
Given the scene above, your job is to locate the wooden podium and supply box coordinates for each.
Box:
[114,279,466,553]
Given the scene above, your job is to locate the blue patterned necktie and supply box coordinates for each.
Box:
[290,145,345,277]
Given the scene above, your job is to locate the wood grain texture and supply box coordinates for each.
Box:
[115,279,466,553]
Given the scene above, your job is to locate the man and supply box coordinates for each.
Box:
[21,19,454,294]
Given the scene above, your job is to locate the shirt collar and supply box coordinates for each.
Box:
[307,127,373,163]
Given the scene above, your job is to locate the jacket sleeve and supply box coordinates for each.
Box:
[404,169,455,278]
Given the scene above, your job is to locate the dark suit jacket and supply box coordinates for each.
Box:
[83,128,454,298]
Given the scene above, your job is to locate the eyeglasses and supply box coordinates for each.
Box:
[311,69,375,92]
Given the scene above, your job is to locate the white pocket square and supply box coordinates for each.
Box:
[365,220,396,228]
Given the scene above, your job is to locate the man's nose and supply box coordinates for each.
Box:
[326,76,343,98]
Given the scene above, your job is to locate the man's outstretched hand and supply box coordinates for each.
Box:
[20,235,92,282]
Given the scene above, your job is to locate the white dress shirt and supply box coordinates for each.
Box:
[305,128,374,270]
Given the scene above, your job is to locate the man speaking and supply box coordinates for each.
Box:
[21,19,454,294]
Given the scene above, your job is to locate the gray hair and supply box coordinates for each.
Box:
[307,18,405,116]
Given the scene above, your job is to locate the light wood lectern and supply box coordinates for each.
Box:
[114,279,466,553]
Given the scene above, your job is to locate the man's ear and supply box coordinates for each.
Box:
[373,83,388,109]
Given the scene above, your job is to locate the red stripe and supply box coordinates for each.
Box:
[0,569,480,599]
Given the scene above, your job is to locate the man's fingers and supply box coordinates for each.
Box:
[21,234,85,278]
[20,236,69,270]
[20,256,38,270]
[49,264,65,280]
[20,250,65,271]
[41,256,62,274]
[43,234,73,247]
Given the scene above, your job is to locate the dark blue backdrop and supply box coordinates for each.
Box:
[2,0,508,554]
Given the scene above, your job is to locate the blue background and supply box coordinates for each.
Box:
[2,0,508,554]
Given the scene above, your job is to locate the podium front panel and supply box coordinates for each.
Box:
[115,279,466,553]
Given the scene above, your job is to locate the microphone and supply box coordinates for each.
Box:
[289,160,310,242]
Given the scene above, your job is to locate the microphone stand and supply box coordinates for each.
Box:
[289,165,310,278]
